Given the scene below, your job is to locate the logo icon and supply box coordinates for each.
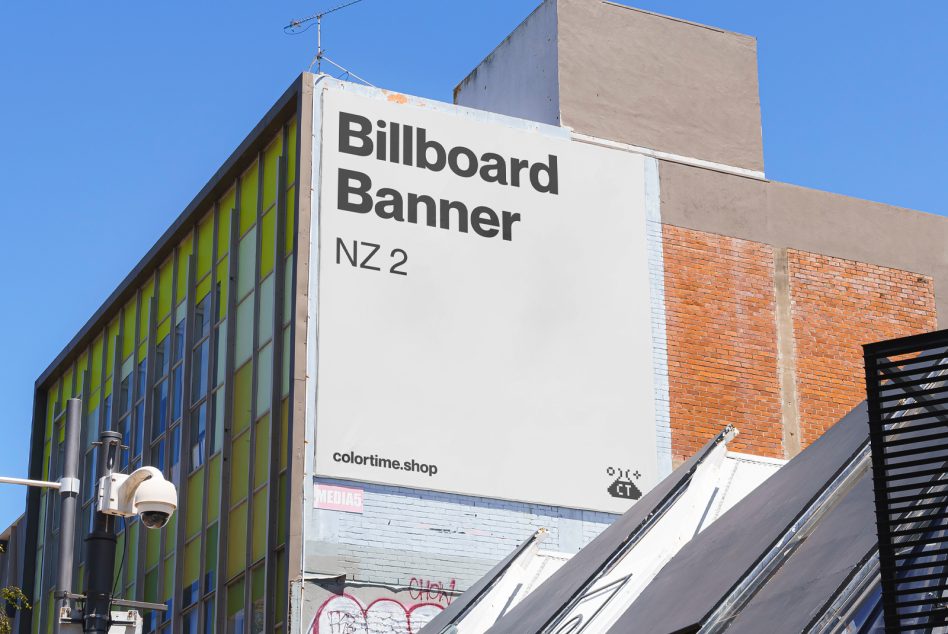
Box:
[607,467,642,500]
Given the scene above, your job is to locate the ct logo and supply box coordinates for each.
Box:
[606,466,642,500]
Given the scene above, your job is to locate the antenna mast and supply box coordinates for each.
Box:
[285,0,375,86]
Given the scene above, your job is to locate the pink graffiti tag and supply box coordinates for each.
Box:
[312,594,444,634]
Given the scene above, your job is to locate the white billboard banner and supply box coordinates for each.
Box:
[313,87,657,513]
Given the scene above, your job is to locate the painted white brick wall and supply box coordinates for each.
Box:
[308,478,617,589]
[645,157,673,477]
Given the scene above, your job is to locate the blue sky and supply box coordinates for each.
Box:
[0,1,945,528]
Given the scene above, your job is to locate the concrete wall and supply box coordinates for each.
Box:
[556,0,764,172]
[453,0,560,126]
[455,0,765,172]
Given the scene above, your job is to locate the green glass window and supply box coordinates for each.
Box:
[105,321,119,378]
[239,162,258,235]
[177,234,193,301]
[207,455,221,523]
[211,388,225,454]
[140,280,155,342]
[197,212,214,279]
[277,473,287,542]
[255,344,272,418]
[215,323,227,388]
[286,118,297,179]
[145,569,158,604]
[186,470,204,537]
[158,258,173,319]
[279,400,288,472]
[226,577,245,634]
[282,326,291,399]
[235,297,253,368]
[164,556,175,603]
[262,137,282,212]
[123,300,137,360]
[259,209,275,280]
[253,415,269,489]
[251,488,267,563]
[226,504,247,578]
[237,228,256,300]
[233,362,252,434]
[257,275,274,344]
[205,522,218,593]
[284,187,296,255]
[183,539,199,588]
[127,522,139,585]
[274,549,287,625]
[251,565,265,634]
[91,336,104,391]
[146,522,161,568]
[216,259,229,321]
[218,187,235,255]
[230,431,250,503]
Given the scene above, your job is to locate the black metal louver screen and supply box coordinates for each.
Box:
[865,330,948,633]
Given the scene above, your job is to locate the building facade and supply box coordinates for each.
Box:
[24,85,302,633]
[20,2,948,634]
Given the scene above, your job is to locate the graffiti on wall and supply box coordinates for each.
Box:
[312,594,444,634]
[408,577,456,605]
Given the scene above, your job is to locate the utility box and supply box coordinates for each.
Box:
[58,610,142,634]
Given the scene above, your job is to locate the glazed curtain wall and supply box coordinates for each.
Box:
[31,116,298,634]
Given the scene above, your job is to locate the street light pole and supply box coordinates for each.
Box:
[53,398,82,634]
[82,430,122,634]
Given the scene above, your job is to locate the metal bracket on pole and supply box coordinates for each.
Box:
[58,477,81,495]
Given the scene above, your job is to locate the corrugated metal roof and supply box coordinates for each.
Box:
[722,472,877,633]
[608,403,870,633]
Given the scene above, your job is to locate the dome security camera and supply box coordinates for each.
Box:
[98,466,177,529]
[139,509,172,530]
[132,475,178,529]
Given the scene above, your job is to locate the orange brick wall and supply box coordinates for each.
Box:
[788,251,937,446]
[663,225,783,460]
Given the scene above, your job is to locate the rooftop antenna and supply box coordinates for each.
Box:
[284,0,376,87]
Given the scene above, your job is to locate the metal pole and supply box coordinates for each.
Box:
[316,15,322,73]
[0,475,61,489]
[54,398,82,633]
[83,430,122,634]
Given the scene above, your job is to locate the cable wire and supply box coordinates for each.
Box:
[111,516,128,602]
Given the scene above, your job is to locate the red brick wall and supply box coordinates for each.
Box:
[663,225,783,460]
[662,228,938,462]
[788,251,937,446]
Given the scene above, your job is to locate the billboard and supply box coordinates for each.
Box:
[312,87,656,513]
